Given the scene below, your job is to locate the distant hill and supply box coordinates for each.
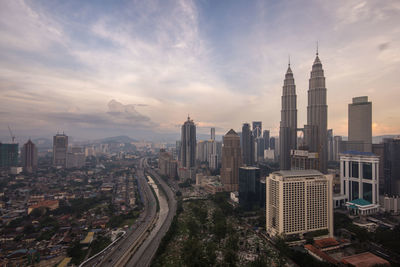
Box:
[32,138,52,148]
[97,135,138,143]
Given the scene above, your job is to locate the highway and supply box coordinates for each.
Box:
[82,158,157,267]
[125,159,177,267]
[81,157,177,267]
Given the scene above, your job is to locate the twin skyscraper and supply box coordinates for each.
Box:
[279,51,328,173]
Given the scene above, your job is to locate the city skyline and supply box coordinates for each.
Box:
[0,0,400,140]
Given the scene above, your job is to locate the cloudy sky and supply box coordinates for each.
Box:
[0,0,399,141]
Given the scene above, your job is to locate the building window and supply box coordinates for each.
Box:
[351,181,359,200]
[351,162,359,178]
[363,183,372,203]
[363,163,372,180]
[344,181,346,195]
[343,161,346,177]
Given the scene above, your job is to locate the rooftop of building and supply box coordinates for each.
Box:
[341,252,389,267]
[273,169,323,178]
[352,96,370,104]
[340,150,377,157]
[240,166,260,170]
[314,238,340,249]
[225,129,238,136]
[304,244,339,265]
[347,198,372,206]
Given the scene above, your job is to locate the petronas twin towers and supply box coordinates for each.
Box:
[279,51,328,173]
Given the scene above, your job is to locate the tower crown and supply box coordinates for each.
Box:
[286,65,293,74]
[313,55,321,65]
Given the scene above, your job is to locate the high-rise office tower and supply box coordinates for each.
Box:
[53,133,68,168]
[242,123,255,166]
[372,143,385,195]
[209,128,218,170]
[196,140,208,162]
[67,146,85,169]
[22,140,37,173]
[383,138,400,195]
[266,170,333,238]
[263,130,270,150]
[252,121,262,138]
[340,151,380,208]
[0,143,18,168]
[255,137,265,162]
[211,127,215,141]
[221,129,242,192]
[180,116,196,168]
[304,51,328,173]
[279,62,297,170]
[333,136,343,161]
[239,166,261,210]
[175,140,181,161]
[327,129,334,161]
[270,137,276,150]
[348,96,372,152]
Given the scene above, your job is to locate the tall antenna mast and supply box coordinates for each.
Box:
[8,125,16,143]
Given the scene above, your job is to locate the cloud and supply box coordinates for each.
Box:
[0,0,399,140]
[378,42,390,51]
[45,99,156,129]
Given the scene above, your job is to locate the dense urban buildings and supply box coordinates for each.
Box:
[159,149,177,179]
[290,150,319,170]
[53,133,68,168]
[266,170,333,238]
[279,62,297,170]
[1,1,400,266]
[221,129,242,191]
[66,146,85,169]
[196,129,218,170]
[304,52,328,174]
[269,137,276,150]
[263,130,270,150]
[21,139,38,173]
[252,121,262,138]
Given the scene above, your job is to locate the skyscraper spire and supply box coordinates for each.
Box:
[316,41,319,56]
[279,61,297,170]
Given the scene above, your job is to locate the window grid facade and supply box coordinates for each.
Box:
[266,170,333,238]
[340,153,379,205]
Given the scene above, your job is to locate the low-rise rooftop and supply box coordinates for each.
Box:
[273,169,323,178]
[341,151,377,157]
[341,252,389,267]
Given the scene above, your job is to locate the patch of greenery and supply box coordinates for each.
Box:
[89,235,111,257]
[67,241,86,265]
[107,210,139,228]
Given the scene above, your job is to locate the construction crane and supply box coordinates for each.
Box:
[8,125,16,143]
